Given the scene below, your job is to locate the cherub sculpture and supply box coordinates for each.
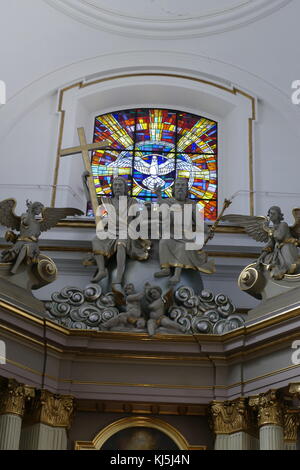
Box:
[102,283,146,330]
[143,282,186,336]
[222,206,300,280]
[0,199,83,274]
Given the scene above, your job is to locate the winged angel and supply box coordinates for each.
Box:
[0,199,83,275]
[222,206,300,280]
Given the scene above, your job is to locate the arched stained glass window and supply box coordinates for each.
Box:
[91,108,217,220]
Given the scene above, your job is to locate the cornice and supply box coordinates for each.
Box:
[44,0,291,39]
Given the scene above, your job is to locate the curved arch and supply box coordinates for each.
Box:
[1,49,299,143]
[75,416,191,450]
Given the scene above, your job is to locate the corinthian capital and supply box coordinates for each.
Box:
[249,390,283,427]
[283,411,300,442]
[0,378,35,417]
[210,398,255,435]
[29,390,74,428]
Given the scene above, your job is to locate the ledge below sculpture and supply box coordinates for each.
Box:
[239,263,300,320]
[45,283,245,336]
[0,256,57,314]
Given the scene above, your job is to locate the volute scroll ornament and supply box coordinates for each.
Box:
[249,390,284,428]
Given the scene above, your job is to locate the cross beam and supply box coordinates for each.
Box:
[58,127,109,222]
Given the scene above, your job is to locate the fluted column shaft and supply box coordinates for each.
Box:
[0,413,22,450]
[260,425,284,450]
[20,390,73,450]
[0,378,35,450]
[20,423,67,450]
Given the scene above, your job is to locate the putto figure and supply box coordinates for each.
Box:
[222,206,300,280]
[102,283,146,330]
[0,199,83,274]
[153,178,215,285]
[87,177,150,289]
[143,282,186,336]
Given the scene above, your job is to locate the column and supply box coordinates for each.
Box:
[20,389,74,450]
[210,398,257,450]
[0,378,35,450]
[249,390,284,450]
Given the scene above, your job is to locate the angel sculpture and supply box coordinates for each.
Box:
[222,206,300,280]
[102,283,146,330]
[0,199,83,274]
[143,282,186,336]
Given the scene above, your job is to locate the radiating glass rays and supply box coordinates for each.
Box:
[91,108,217,220]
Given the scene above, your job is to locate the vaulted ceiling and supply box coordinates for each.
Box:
[0,0,297,101]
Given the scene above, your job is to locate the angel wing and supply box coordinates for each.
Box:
[163,288,174,313]
[39,207,83,232]
[221,214,269,243]
[290,208,300,239]
[0,199,21,230]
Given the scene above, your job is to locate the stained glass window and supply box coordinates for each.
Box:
[91,108,217,220]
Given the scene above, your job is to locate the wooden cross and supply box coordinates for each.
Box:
[58,127,110,221]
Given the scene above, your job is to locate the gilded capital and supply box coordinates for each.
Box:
[249,390,283,427]
[29,390,74,428]
[210,398,255,435]
[0,378,35,417]
[283,412,300,442]
[288,383,300,399]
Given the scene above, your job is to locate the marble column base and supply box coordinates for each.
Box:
[20,423,67,450]
[0,413,22,450]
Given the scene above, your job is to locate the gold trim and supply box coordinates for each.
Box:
[75,400,207,416]
[51,73,256,215]
[55,222,247,233]
[2,296,300,344]
[74,416,206,450]
[2,353,300,392]
[0,244,259,258]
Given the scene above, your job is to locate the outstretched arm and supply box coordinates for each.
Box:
[126,292,144,302]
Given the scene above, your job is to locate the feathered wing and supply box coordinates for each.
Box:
[133,156,151,175]
[158,159,175,175]
[290,208,300,239]
[221,214,269,243]
[39,207,83,232]
[108,157,133,169]
[0,199,21,230]
[163,288,174,313]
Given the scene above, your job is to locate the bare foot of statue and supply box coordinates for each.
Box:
[154,268,171,278]
[91,268,108,283]
[112,283,123,293]
[168,274,181,286]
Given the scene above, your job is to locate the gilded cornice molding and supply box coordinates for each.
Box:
[283,412,300,442]
[210,398,256,435]
[249,390,284,427]
[0,378,34,417]
[28,390,74,428]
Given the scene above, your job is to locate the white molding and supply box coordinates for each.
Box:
[0,50,299,144]
[44,0,291,39]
